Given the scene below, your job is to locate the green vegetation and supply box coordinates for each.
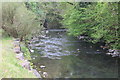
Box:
[1,2,119,49]
[1,2,119,78]
[21,42,31,60]
[62,2,119,49]
[25,2,64,29]
[2,2,42,41]
[24,2,119,49]
[0,37,36,79]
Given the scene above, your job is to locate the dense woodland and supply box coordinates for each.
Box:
[1,2,120,50]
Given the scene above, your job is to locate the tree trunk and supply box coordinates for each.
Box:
[20,37,23,42]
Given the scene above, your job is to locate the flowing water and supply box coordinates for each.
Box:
[29,29,118,78]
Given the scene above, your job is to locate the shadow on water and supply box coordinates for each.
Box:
[29,29,118,78]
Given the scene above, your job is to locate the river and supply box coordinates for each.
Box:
[28,29,118,78]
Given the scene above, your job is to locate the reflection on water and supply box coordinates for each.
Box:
[29,30,118,78]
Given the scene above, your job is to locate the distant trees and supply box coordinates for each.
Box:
[62,2,119,49]
[25,2,63,29]
[2,3,42,41]
[1,2,119,49]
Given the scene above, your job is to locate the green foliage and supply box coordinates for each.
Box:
[25,2,64,29]
[62,2,119,49]
[0,38,36,78]
[2,3,42,41]
[2,2,119,49]
[21,42,31,60]
[1,29,10,38]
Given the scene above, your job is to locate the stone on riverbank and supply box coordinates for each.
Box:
[16,52,24,60]
[14,46,21,53]
[32,69,41,78]
[13,38,42,78]
[106,49,120,57]
[20,60,31,70]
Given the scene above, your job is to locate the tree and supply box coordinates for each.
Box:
[62,2,119,49]
[25,2,64,29]
[2,2,42,41]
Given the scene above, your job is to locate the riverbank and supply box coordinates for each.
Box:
[77,35,120,58]
[0,37,37,79]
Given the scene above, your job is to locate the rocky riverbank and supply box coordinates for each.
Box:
[106,49,120,57]
[77,36,120,58]
[13,38,41,78]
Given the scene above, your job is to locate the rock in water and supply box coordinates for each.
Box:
[46,30,49,33]
[108,49,115,53]
[112,50,119,57]
[42,72,48,78]
[40,65,46,69]
[106,53,111,55]
[30,49,34,53]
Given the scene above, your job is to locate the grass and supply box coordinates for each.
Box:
[21,42,31,60]
[0,37,36,79]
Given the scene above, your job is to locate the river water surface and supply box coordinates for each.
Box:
[29,29,118,78]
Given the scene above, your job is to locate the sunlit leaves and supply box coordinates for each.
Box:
[62,2,119,49]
